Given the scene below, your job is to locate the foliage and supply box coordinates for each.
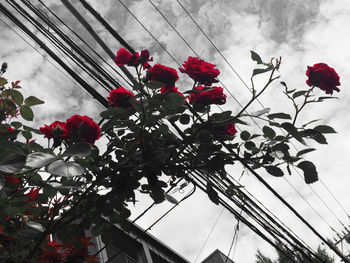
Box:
[0,49,340,262]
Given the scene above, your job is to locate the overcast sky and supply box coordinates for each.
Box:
[1,0,350,262]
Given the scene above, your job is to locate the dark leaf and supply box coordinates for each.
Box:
[250,50,263,64]
[63,142,92,157]
[11,121,22,129]
[293,90,308,99]
[166,92,185,109]
[22,130,32,140]
[164,193,179,204]
[313,125,336,134]
[281,122,305,145]
[313,133,328,144]
[11,90,24,105]
[179,114,190,125]
[265,166,284,177]
[20,105,34,121]
[262,126,276,140]
[145,81,165,90]
[297,161,318,184]
[0,153,26,173]
[207,182,219,205]
[296,148,316,157]
[24,96,44,106]
[267,113,292,120]
[252,66,273,77]
[240,130,250,140]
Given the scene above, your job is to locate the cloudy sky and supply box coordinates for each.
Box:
[1,0,350,262]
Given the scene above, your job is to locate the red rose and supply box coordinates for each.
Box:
[66,115,101,145]
[107,87,135,108]
[189,86,226,106]
[160,86,184,97]
[148,64,179,87]
[140,49,153,69]
[224,123,237,136]
[306,63,340,94]
[40,121,68,139]
[114,48,139,67]
[179,57,220,86]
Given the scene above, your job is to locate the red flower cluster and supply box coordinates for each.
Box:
[4,175,20,185]
[148,64,179,88]
[114,48,153,68]
[306,63,340,95]
[40,115,100,145]
[179,57,220,86]
[108,87,135,108]
[189,86,226,106]
[66,115,101,145]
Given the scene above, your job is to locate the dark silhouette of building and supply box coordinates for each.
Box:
[87,220,233,263]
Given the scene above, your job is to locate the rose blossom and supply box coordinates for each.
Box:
[306,63,340,95]
[66,115,101,145]
[40,121,68,139]
[148,64,179,88]
[114,48,139,67]
[189,86,226,106]
[108,87,135,108]
[179,57,220,86]
[224,123,237,136]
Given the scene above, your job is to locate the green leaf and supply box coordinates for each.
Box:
[0,77,8,86]
[313,125,336,134]
[293,90,308,99]
[11,90,24,105]
[23,125,42,135]
[179,114,190,125]
[250,50,263,64]
[145,81,165,90]
[281,122,305,145]
[22,130,32,140]
[262,126,276,140]
[297,161,318,184]
[240,130,250,140]
[252,66,273,77]
[11,121,22,129]
[267,113,292,120]
[25,152,58,169]
[24,96,44,106]
[265,166,284,177]
[296,148,316,157]
[20,105,34,121]
[207,182,219,205]
[0,153,26,173]
[47,160,85,177]
[63,142,92,158]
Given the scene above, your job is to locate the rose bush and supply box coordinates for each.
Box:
[0,49,341,262]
